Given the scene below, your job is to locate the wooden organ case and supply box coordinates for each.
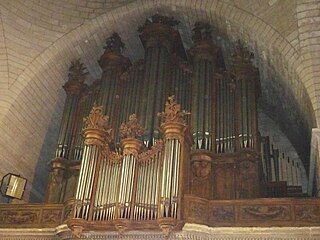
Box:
[45,15,280,236]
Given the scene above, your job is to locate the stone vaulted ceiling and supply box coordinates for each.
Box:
[0,0,319,201]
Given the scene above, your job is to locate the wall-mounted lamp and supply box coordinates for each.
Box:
[0,173,27,200]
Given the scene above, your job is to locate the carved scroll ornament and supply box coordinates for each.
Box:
[119,114,144,139]
[158,96,190,124]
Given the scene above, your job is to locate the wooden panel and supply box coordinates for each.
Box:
[184,195,320,227]
[0,204,64,228]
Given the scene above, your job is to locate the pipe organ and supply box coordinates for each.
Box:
[261,137,304,197]
[44,14,304,235]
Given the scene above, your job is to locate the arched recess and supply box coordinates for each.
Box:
[0,0,315,201]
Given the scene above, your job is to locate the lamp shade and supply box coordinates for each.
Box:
[0,173,27,199]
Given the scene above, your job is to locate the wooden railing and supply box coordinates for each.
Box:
[184,195,320,227]
[0,197,320,230]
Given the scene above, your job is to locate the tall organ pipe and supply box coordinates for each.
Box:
[138,17,181,147]
[72,82,100,161]
[98,33,131,145]
[73,104,111,221]
[157,96,191,231]
[55,60,87,159]
[118,114,144,220]
[119,61,145,126]
[231,42,259,151]
[188,23,221,151]
[47,60,87,204]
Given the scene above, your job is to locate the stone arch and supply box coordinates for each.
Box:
[0,0,315,201]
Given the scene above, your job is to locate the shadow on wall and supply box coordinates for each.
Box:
[29,90,65,203]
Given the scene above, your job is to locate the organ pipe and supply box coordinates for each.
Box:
[73,104,112,220]
[158,96,190,233]
[47,60,87,203]
[138,15,182,147]
[189,22,220,151]
[98,33,131,145]
[117,114,144,220]
[231,42,259,151]
[119,61,145,126]
[55,60,87,159]
[72,81,100,161]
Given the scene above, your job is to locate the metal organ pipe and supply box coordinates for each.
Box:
[55,60,87,160]
[189,23,220,152]
[97,33,131,145]
[73,105,111,221]
[72,83,100,161]
[138,16,182,147]
[231,43,259,151]
[158,96,190,222]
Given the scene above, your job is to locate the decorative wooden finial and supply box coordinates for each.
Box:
[63,59,87,94]
[158,96,190,124]
[192,22,212,42]
[232,40,254,64]
[119,114,144,139]
[104,32,125,53]
[83,103,109,131]
[83,103,112,145]
[138,14,180,32]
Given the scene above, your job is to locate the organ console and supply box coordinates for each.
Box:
[44,14,306,236]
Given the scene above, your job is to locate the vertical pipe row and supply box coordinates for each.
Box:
[159,138,182,219]
[72,84,99,161]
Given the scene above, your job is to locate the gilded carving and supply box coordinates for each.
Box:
[191,160,211,179]
[231,41,258,81]
[119,114,144,139]
[138,14,179,32]
[192,22,212,42]
[295,205,320,222]
[188,202,207,221]
[241,205,290,221]
[139,140,164,163]
[42,209,62,224]
[107,150,122,164]
[46,167,64,203]
[0,210,39,224]
[210,206,234,222]
[104,32,125,53]
[63,59,87,95]
[83,104,110,131]
[63,203,73,220]
[158,96,190,124]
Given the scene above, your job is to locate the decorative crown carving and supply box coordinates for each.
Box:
[138,14,179,32]
[158,96,190,124]
[232,41,254,64]
[63,59,87,94]
[231,41,258,81]
[67,59,88,83]
[104,33,125,53]
[192,22,212,42]
[83,103,111,133]
[119,114,145,139]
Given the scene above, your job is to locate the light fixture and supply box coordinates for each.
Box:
[0,173,27,200]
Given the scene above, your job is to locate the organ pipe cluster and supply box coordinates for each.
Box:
[68,96,190,236]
